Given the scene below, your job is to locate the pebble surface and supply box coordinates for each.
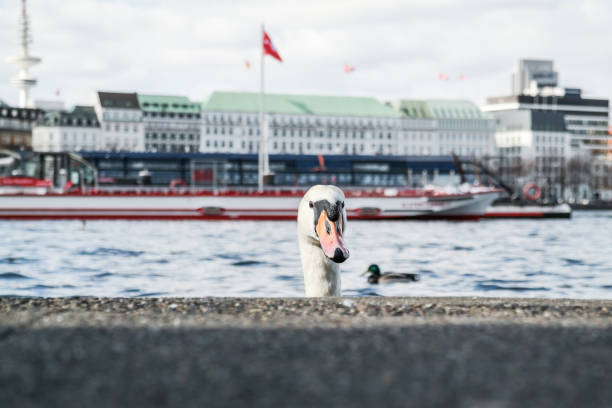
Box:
[2,296,612,407]
[2,296,612,330]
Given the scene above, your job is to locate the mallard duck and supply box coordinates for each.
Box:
[297,185,349,297]
[363,264,419,284]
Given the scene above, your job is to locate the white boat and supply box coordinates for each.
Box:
[484,203,571,219]
[0,177,499,221]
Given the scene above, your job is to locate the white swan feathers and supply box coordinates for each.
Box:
[297,185,349,297]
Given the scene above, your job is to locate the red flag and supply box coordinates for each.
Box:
[438,73,449,81]
[459,73,467,81]
[344,64,355,74]
[263,30,282,62]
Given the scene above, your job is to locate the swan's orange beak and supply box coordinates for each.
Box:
[316,210,349,263]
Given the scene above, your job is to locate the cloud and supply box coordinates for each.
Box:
[0,0,610,110]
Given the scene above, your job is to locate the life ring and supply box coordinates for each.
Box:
[523,183,541,201]
[170,179,187,190]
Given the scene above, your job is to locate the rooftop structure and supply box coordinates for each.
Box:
[393,99,488,120]
[7,0,42,108]
[138,94,201,114]
[204,91,399,118]
[97,92,140,110]
[512,59,559,96]
[38,106,100,128]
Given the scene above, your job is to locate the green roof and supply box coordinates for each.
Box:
[138,94,201,114]
[393,99,486,120]
[203,91,400,118]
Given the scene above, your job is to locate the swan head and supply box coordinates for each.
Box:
[298,185,349,263]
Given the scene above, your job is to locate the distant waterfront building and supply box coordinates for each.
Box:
[485,89,610,155]
[32,106,101,152]
[492,110,572,199]
[483,59,611,200]
[392,99,496,157]
[93,92,144,152]
[201,91,409,156]
[138,94,202,153]
[511,59,559,96]
[0,100,43,150]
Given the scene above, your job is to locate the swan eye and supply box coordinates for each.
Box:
[309,201,314,208]
[325,219,331,235]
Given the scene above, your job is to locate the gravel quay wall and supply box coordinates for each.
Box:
[1,296,612,408]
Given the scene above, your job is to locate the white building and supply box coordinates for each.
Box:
[392,99,496,157]
[138,94,202,153]
[201,91,412,156]
[93,91,144,152]
[493,110,573,198]
[32,106,101,152]
[484,59,611,200]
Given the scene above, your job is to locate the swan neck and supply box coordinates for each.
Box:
[299,235,341,297]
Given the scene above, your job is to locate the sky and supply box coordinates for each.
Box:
[0,0,610,109]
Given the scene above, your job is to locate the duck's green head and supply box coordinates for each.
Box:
[366,264,381,276]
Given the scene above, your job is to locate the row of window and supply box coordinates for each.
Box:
[439,133,490,142]
[566,119,608,127]
[206,113,398,128]
[143,111,201,119]
[0,118,33,131]
[0,108,39,119]
[439,119,491,129]
[145,133,200,141]
[199,139,492,157]
[45,132,99,142]
[1,134,28,145]
[203,126,493,143]
[535,146,565,155]
[52,117,98,127]
[105,123,140,133]
[145,144,200,153]
[102,111,141,121]
[534,134,566,145]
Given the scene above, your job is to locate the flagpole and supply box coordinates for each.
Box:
[258,24,265,192]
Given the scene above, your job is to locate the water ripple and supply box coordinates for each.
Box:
[1,212,611,298]
[77,248,144,257]
[0,257,36,265]
[0,272,30,280]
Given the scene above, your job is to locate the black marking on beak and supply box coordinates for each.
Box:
[332,248,347,263]
[312,200,343,226]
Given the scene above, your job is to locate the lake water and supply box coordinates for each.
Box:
[1,211,611,299]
